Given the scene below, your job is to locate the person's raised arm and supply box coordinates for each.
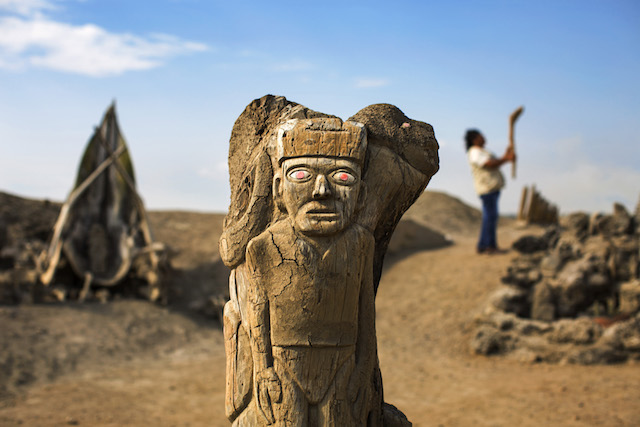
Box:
[483,147,516,169]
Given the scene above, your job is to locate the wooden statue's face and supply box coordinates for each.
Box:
[279,157,361,236]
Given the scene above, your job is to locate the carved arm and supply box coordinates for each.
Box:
[245,240,282,424]
[349,232,376,419]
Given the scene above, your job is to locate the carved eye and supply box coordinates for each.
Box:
[287,168,312,182]
[331,170,356,185]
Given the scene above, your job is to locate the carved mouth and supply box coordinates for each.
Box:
[304,202,337,215]
[307,212,339,221]
[307,208,336,214]
[305,207,339,221]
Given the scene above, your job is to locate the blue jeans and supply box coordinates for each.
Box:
[478,191,500,251]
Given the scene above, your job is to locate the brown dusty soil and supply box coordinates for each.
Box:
[0,191,639,426]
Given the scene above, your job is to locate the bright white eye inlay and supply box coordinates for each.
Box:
[288,169,312,182]
[331,170,356,185]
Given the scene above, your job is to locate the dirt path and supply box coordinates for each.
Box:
[1,224,639,426]
[376,227,640,426]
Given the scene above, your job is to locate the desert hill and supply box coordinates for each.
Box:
[404,190,482,238]
[0,191,60,246]
[0,189,638,426]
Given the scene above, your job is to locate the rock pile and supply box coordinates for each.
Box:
[472,200,640,364]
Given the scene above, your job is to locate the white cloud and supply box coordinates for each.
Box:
[0,2,208,76]
[536,162,640,214]
[0,0,56,17]
[525,135,638,212]
[354,77,390,88]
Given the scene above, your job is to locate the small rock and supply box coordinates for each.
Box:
[489,287,529,317]
[622,335,640,351]
[512,235,548,254]
[562,212,590,240]
[531,281,555,322]
[587,272,609,289]
[540,253,564,275]
[549,318,602,345]
[382,402,412,427]
[600,315,640,351]
[565,346,627,365]
[471,326,511,355]
[591,203,634,236]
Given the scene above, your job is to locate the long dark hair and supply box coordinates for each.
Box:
[464,129,481,152]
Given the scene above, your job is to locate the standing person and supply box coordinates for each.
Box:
[465,129,516,254]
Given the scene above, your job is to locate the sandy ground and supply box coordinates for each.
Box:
[0,192,639,426]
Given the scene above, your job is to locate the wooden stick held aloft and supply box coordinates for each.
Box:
[508,106,524,179]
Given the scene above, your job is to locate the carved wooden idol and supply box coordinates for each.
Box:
[220,95,439,426]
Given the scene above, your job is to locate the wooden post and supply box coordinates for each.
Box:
[518,186,529,221]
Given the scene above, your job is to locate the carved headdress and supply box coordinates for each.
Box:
[274,118,367,166]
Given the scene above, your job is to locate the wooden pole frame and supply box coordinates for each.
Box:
[39,145,127,285]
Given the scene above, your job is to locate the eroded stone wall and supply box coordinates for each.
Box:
[473,202,640,364]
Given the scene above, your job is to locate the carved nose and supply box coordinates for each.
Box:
[312,174,331,198]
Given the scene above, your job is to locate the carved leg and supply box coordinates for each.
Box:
[273,355,308,426]
[317,354,357,426]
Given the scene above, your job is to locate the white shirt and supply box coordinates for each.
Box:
[467,146,505,195]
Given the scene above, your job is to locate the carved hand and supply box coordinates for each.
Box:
[256,367,282,424]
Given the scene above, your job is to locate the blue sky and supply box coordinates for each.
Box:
[1,0,638,215]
